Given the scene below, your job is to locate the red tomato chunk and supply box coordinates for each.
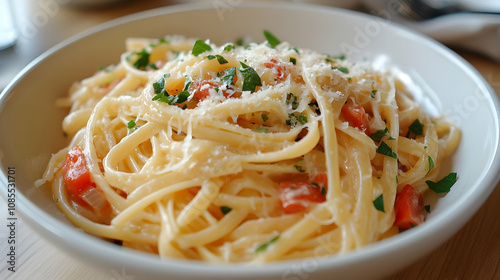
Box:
[279,173,327,214]
[62,146,96,206]
[341,103,371,135]
[394,184,425,229]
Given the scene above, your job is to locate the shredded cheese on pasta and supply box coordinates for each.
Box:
[36,34,460,263]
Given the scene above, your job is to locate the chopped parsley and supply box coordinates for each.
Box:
[289,57,296,65]
[333,54,346,60]
[149,38,169,47]
[294,160,306,173]
[127,120,140,134]
[407,119,424,138]
[373,194,385,212]
[298,114,308,125]
[326,54,346,62]
[426,172,457,193]
[239,62,262,92]
[152,74,189,106]
[220,206,232,215]
[376,141,397,159]
[192,40,212,56]
[127,120,136,129]
[152,73,169,94]
[128,49,151,70]
[286,93,299,110]
[370,127,389,141]
[217,67,237,86]
[371,90,377,98]
[263,30,281,48]
[424,205,431,213]
[332,66,349,74]
[207,54,228,64]
[321,186,326,196]
[427,156,434,174]
[224,44,235,51]
[261,114,269,122]
[255,234,280,253]
[286,113,308,126]
[235,38,244,46]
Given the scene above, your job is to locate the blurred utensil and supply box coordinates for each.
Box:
[0,0,17,50]
[395,0,500,20]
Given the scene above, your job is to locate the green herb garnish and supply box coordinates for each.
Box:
[255,234,280,253]
[373,194,385,212]
[127,120,136,129]
[298,114,308,125]
[130,49,151,70]
[207,54,229,64]
[332,66,349,74]
[294,160,306,173]
[407,119,424,138]
[224,44,235,51]
[239,62,262,92]
[427,156,434,174]
[152,74,169,95]
[289,57,296,65]
[286,93,299,110]
[263,30,281,48]
[235,38,244,46]
[192,40,212,56]
[426,172,457,193]
[127,120,140,134]
[424,205,431,213]
[286,113,308,126]
[370,127,389,142]
[376,141,397,159]
[217,67,237,86]
[261,114,269,122]
[152,74,189,105]
[220,206,232,215]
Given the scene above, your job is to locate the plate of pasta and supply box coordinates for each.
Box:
[1,2,499,280]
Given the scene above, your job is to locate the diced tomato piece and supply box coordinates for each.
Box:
[264,58,286,82]
[279,173,327,214]
[190,79,239,102]
[394,184,425,229]
[341,103,371,135]
[62,146,95,206]
[191,80,218,101]
[312,173,327,189]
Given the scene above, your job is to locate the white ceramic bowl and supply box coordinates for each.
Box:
[1,2,499,280]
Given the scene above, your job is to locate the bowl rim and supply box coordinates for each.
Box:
[1,1,500,278]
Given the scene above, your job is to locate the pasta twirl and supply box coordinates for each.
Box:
[36,33,460,263]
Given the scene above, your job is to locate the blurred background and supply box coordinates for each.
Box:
[0,1,499,280]
[1,0,500,90]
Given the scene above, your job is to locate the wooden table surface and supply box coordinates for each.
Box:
[1,1,499,279]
